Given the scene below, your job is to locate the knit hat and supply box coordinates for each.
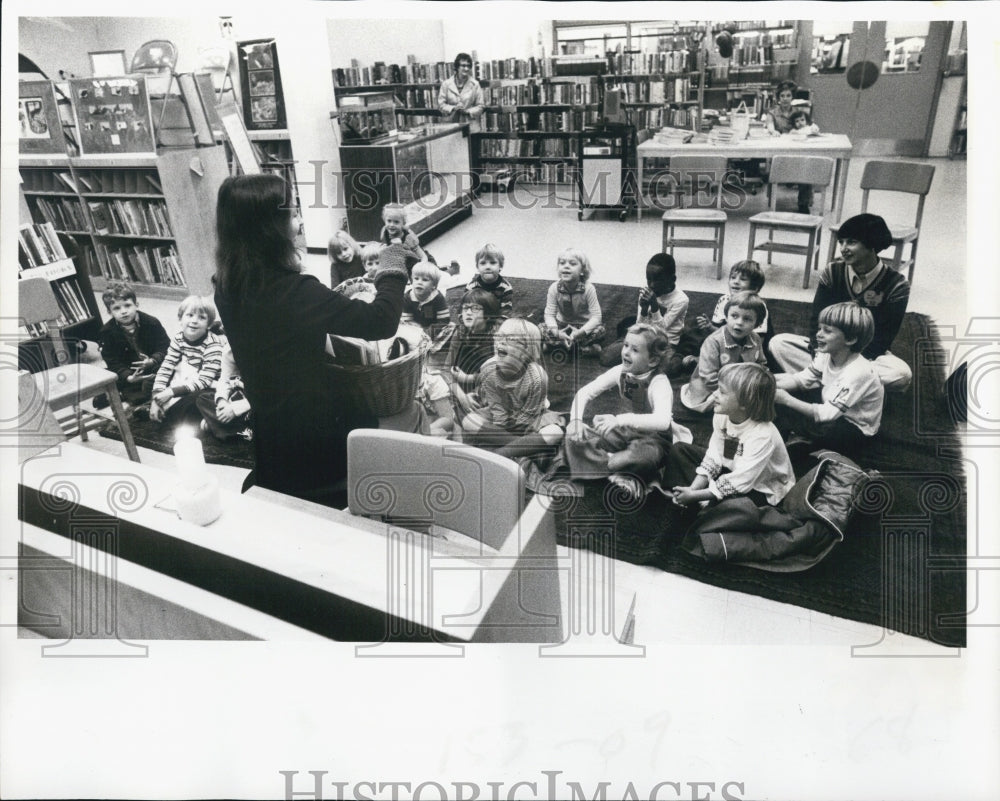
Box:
[646,252,676,276]
[837,213,893,253]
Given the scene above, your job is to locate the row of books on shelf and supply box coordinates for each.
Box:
[88,199,172,238]
[485,162,577,184]
[704,61,797,84]
[607,49,695,77]
[334,61,457,88]
[30,196,88,232]
[18,222,67,270]
[478,137,580,159]
[734,29,797,47]
[20,167,162,196]
[482,108,602,133]
[90,241,186,287]
[397,87,437,108]
[605,76,693,104]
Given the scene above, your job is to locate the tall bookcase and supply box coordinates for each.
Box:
[20,146,229,300]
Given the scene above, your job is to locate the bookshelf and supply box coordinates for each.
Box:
[17,220,102,344]
[20,146,229,301]
[332,22,801,187]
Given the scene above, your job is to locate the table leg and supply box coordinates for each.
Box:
[834,155,851,221]
[637,154,644,221]
[106,384,140,462]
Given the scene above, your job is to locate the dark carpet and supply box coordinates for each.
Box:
[452,277,967,648]
[103,276,966,646]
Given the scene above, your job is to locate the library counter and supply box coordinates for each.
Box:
[338,122,474,243]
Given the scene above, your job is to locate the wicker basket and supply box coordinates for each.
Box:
[326,341,427,418]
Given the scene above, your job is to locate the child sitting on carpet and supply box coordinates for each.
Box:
[328,229,365,289]
[600,253,689,370]
[446,288,503,390]
[774,301,884,464]
[149,295,224,427]
[466,242,514,318]
[666,362,796,514]
[566,322,692,498]
[95,281,170,408]
[680,290,768,413]
[454,317,564,459]
[542,248,606,355]
[195,338,252,441]
[401,260,450,339]
[671,260,771,375]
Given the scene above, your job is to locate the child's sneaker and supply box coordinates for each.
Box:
[580,343,603,357]
[92,393,110,410]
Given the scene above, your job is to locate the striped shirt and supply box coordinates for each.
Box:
[153,331,224,397]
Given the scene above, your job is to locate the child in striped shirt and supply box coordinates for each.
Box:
[150,295,224,427]
[401,260,450,339]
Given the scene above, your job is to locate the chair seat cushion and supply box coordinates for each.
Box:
[661,209,728,223]
[749,210,824,227]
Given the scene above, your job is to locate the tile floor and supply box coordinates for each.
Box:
[76,155,966,650]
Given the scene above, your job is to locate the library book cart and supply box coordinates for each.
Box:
[576,123,638,221]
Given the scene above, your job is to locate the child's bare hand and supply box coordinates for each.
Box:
[592,414,618,436]
[149,401,164,423]
[695,315,712,331]
[216,401,236,423]
[672,486,698,506]
[774,388,792,406]
[153,389,172,405]
[566,420,587,442]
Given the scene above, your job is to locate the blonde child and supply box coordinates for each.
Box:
[401,260,450,338]
[666,362,796,514]
[542,248,606,355]
[379,203,426,271]
[466,243,514,318]
[567,323,692,498]
[446,288,503,389]
[149,295,224,426]
[328,229,365,288]
[680,290,767,413]
[774,302,884,462]
[360,242,382,280]
[455,318,564,459]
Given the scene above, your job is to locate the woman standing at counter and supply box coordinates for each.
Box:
[437,52,484,131]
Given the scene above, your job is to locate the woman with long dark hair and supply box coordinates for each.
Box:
[213,173,407,506]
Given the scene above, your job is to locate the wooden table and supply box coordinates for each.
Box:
[636,133,854,221]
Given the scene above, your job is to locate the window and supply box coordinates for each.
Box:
[882,20,929,73]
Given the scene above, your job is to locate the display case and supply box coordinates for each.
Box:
[339,123,473,242]
[336,90,398,143]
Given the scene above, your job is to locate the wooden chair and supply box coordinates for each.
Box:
[660,155,729,279]
[346,429,562,642]
[18,277,139,462]
[747,155,835,288]
[825,159,936,284]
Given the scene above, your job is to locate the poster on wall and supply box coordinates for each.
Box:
[18,80,69,155]
[68,76,156,156]
[237,38,287,130]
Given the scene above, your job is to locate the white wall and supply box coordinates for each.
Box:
[326,18,446,68]
[442,18,553,63]
[18,16,101,78]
